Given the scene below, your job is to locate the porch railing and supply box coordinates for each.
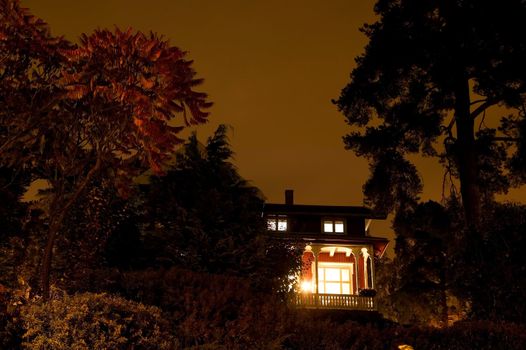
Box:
[292,293,376,311]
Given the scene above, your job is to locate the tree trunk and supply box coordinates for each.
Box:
[40,216,63,299]
[40,156,102,300]
[454,77,481,228]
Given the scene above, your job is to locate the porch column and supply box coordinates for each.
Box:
[311,245,320,305]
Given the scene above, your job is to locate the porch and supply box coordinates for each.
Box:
[292,293,376,311]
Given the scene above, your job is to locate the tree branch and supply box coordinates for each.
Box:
[470,98,488,106]
[470,99,498,119]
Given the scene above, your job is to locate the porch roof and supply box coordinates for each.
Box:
[275,233,389,258]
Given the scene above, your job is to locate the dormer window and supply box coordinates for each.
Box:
[323,219,345,233]
[267,215,288,231]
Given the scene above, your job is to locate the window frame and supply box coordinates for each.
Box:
[317,262,354,295]
[322,218,346,234]
[266,215,288,232]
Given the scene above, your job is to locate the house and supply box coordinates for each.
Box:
[264,190,389,311]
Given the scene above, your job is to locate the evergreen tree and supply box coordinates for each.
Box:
[335,0,526,227]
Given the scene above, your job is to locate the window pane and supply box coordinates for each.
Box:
[323,221,333,232]
[335,221,344,233]
[277,219,287,231]
[318,283,325,293]
[342,283,350,295]
[341,269,350,281]
[325,268,340,281]
[318,268,324,280]
[267,219,276,231]
[326,283,340,294]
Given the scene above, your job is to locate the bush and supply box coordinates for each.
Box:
[117,267,293,349]
[358,288,377,297]
[0,285,23,350]
[393,321,526,350]
[20,292,177,350]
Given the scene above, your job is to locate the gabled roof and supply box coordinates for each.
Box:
[264,203,387,219]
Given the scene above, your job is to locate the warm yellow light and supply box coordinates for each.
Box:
[301,281,312,293]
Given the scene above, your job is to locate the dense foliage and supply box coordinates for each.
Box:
[21,292,176,350]
[376,200,526,326]
[141,125,302,290]
[7,269,526,349]
[0,0,211,297]
[335,0,526,226]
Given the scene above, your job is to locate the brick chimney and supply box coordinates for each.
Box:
[285,189,294,205]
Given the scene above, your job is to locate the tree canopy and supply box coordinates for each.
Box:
[142,125,301,290]
[0,0,211,297]
[334,0,526,226]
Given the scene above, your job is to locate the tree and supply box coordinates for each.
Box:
[334,0,526,226]
[143,125,301,290]
[449,203,526,322]
[0,0,211,298]
[381,201,452,326]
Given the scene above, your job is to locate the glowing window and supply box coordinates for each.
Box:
[317,264,353,295]
[278,218,287,231]
[323,219,345,233]
[267,215,288,232]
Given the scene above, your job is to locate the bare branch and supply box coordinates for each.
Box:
[470,98,488,106]
[470,98,498,119]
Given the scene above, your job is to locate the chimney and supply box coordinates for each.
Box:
[285,189,294,205]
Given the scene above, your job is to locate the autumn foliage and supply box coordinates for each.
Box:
[0,0,211,297]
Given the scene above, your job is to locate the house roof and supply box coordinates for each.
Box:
[263,203,387,219]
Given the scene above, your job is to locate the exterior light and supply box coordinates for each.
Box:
[301,281,312,293]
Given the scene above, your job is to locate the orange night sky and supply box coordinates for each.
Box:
[23,1,526,247]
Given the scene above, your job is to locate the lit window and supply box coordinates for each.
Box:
[278,218,287,231]
[317,264,353,295]
[323,219,345,233]
[267,215,288,231]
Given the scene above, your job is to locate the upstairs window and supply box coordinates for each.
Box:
[267,215,288,231]
[323,219,345,233]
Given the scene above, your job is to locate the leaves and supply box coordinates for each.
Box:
[0,0,211,296]
[335,0,526,218]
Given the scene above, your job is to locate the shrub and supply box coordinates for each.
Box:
[117,267,293,349]
[20,292,177,350]
[358,288,377,297]
[0,285,23,350]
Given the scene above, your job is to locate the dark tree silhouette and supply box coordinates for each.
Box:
[0,167,29,290]
[335,0,526,227]
[0,0,211,298]
[143,125,301,291]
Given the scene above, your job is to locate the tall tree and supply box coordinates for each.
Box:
[334,0,526,226]
[143,125,301,291]
[0,0,211,298]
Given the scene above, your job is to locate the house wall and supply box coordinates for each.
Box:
[274,214,366,236]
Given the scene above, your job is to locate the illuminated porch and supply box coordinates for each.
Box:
[293,244,378,311]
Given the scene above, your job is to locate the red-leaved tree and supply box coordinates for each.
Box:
[0,0,211,298]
